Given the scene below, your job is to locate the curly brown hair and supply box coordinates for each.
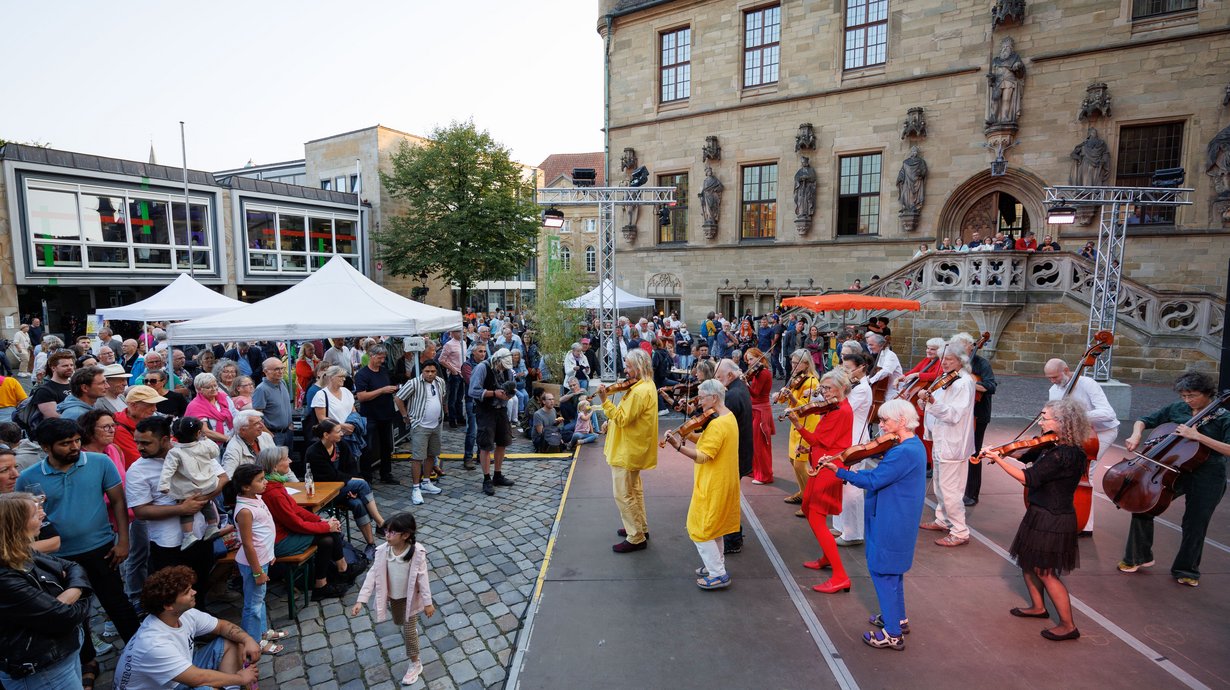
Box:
[141,565,197,614]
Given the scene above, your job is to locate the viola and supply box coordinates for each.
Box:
[781,399,837,423]
[661,408,717,448]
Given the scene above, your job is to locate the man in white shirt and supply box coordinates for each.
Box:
[399,361,447,505]
[113,564,259,689]
[865,333,903,401]
[1045,357,1121,535]
[323,338,353,377]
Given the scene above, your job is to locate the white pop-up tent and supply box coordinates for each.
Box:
[564,280,655,310]
[167,256,461,343]
[97,273,247,322]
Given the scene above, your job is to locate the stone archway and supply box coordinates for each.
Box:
[647,272,683,318]
[937,168,1048,244]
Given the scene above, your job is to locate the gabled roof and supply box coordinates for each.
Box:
[537,152,605,187]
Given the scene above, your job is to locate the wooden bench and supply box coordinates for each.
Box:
[216,546,318,619]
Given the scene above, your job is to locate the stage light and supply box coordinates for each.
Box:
[629,166,649,188]
[542,207,565,228]
[1047,202,1077,225]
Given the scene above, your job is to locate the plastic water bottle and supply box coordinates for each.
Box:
[304,465,315,497]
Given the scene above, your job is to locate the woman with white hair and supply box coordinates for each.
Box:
[663,379,741,590]
[916,341,976,547]
[598,348,658,553]
[816,398,928,650]
[185,372,234,445]
[564,343,590,389]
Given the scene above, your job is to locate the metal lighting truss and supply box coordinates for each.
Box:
[537,186,677,381]
[1045,185,1193,380]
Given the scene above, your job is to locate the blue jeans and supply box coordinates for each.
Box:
[0,639,81,689]
[238,561,272,642]
[173,637,227,690]
[343,478,374,527]
[464,398,478,459]
[572,432,599,446]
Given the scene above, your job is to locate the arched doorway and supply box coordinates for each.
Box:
[646,272,683,319]
[937,168,1047,245]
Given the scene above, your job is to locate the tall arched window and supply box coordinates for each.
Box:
[584,245,597,273]
[559,245,572,271]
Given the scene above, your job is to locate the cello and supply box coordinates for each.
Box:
[1101,390,1230,515]
[968,332,991,402]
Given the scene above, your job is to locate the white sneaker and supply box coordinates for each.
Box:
[419,479,442,495]
[92,632,115,657]
[401,660,423,685]
[180,533,199,550]
[411,487,424,505]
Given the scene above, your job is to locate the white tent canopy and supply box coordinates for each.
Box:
[167,256,462,344]
[564,280,655,310]
[97,273,246,322]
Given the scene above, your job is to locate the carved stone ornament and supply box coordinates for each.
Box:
[985,37,1025,132]
[698,164,723,239]
[1206,122,1230,201]
[1078,83,1112,122]
[990,0,1026,28]
[795,123,816,152]
[620,147,638,173]
[901,107,927,140]
[702,135,722,162]
[622,221,638,244]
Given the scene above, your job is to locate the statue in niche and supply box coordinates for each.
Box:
[991,0,1026,27]
[1206,123,1230,199]
[1078,83,1112,122]
[795,123,816,152]
[986,37,1025,127]
[793,156,817,225]
[702,135,722,162]
[1069,128,1111,187]
[896,146,928,214]
[620,147,637,173]
[697,165,724,237]
[901,107,927,139]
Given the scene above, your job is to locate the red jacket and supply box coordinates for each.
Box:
[114,410,141,468]
[904,357,941,385]
[1015,237,1037,250]
[262,479,333,544]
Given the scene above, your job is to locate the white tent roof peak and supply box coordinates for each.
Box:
[167,256,461,343]
[564,280,654,310]
[97,273,246,322]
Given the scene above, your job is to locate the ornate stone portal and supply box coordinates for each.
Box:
[901,107,927,140]
[698,164,723,239]
[794,156,817,235]
[896,146,928,232]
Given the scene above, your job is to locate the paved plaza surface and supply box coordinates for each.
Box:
[81,373,1215,689]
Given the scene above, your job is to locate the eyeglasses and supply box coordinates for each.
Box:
[96,424,117,431]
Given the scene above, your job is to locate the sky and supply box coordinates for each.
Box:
[1,0,606,171]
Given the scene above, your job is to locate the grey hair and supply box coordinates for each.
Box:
[840,340,862,357]
[324,365,347,380]
[193,372,217,390]
[212,358,238,379]
[951,332,975,347]
[866,333,886,347]
[1173,371,1216,397]
[256,446,287,475]
[369,345,388,358]
[877,398,920,430]
[698,378,726,402]
[942,340,971,369]
[232,409,264,435]
[820,368,851,394]
[926,337,946,349]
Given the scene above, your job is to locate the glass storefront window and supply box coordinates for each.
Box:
[81,194,128,243]
[175,249,209,270]
[242,202,361,275]
[249,251,278,271]
[171,201,210,248]
[134,247,172,269]
[87,246,129,268]
[280,254,308,272]
[334,218,356,254]
[309,217,333,253]
[246,209,276,251]
[27,188,81,241]
[34,244,82,268]
[279,215,306,253]
[128,198,171,245]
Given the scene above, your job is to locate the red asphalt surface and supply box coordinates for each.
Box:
[512,417,1229,690]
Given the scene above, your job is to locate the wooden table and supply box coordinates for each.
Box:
[285,481,342,512]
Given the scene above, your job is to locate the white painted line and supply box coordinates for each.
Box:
[927,498,1211,690]
[740,494,861,690]
[1092,491,1230,555]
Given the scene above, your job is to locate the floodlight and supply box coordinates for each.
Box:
[542,207,565,228]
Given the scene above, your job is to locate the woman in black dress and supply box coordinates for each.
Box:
[980,398,1089,641]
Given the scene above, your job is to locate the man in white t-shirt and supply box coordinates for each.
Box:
[398,361,446,505]
[113,564,260,689]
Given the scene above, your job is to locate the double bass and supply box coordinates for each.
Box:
[1102,390,1230,516]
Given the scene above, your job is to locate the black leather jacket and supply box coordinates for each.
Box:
[0,552,93,679]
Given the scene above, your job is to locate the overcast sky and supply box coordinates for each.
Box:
[2,0,605,171]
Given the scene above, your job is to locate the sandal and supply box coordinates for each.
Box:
[863,629,904,650]
[82,659,99,690]
[696,573,731,590]
[260,639,285,655]
[263,629,293,641]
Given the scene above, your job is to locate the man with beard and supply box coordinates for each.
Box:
[468,348,518,496]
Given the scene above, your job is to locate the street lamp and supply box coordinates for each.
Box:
[542,207,565,228]
[1046,201,1077,225]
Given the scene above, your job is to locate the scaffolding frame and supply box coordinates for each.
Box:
[537,186,677,381]
[1044,185,1193,380]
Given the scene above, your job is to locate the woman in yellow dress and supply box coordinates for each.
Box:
[663,379,742,590]
[782,349,821,507]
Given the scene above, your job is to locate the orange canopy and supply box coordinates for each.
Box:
[780,294,921,312]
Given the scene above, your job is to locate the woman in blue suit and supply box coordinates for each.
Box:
[818,398,927,651]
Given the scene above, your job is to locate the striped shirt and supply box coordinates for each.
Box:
[398,376,447,428]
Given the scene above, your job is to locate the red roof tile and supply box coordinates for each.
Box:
[538,152,605,187]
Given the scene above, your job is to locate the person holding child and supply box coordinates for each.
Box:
[158,417,222,550]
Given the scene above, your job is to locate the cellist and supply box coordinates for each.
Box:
[1044,358,1119,536]
[1119,372,1230,587]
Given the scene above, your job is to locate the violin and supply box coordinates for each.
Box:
[814,433,902,473]
[781,399,837,423]
[916,369,961,404]
[661,408,717,448]
[603,377,639,394]
[970,432,1057,465]
[774,372,808,404]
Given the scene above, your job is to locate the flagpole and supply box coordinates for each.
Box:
[355,158,362,267]
[180,121,194,277]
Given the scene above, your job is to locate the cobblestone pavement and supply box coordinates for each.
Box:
[94,420,570,690]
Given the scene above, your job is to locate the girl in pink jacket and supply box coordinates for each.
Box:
[350,512,435,685]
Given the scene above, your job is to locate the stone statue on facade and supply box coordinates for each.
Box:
[620,147,638,174]
[986,38,1025,128]
[793,156,817,235]
[1078,83,1112,122]
[901,107,927,139]
[795,123,816,152]
[896,147,928,214]
[1069,128,1111,187]
[991,0,1026,27]
[698,165,723,238]
[1206,123,1230,200]
[702,136,722,162]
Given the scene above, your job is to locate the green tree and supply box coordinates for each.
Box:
[378,121,541,308]
[532,263,589,382]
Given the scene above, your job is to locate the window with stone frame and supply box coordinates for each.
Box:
[740,164,778,239]
[660,27,691,103]
[1132,0,1197,20]
[844,0,888,70]
[584,245,597,273]
[1116,121,1184,225]
[837,153,882,235]
[658,172,688,243]
[743,5,781,88]
[559,245,572,271]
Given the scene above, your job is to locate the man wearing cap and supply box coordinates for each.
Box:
[110,383,166,610]
[251,357,294,450]
[440,327,467,429]
[468,347,517,496]
[97,363,131,415]
[113,385,168,468]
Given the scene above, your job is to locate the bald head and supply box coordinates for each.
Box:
[262,358,285,376]
[715,358,742,386]
[1044,358,1070,386]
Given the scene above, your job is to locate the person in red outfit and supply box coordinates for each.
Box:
[787,369,854,594]
[744,348,776,484]
[256,446,352,599]
[900,338,945,471]
[1015,230,1038,251]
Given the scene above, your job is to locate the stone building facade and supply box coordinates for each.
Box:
[597,0,1230,359]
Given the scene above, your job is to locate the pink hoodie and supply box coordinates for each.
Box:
[354,541,432,622]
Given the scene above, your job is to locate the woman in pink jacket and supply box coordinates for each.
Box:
[350,512,436,686]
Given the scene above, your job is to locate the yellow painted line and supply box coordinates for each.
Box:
[532,445,580,602]
[416,452,572,460]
